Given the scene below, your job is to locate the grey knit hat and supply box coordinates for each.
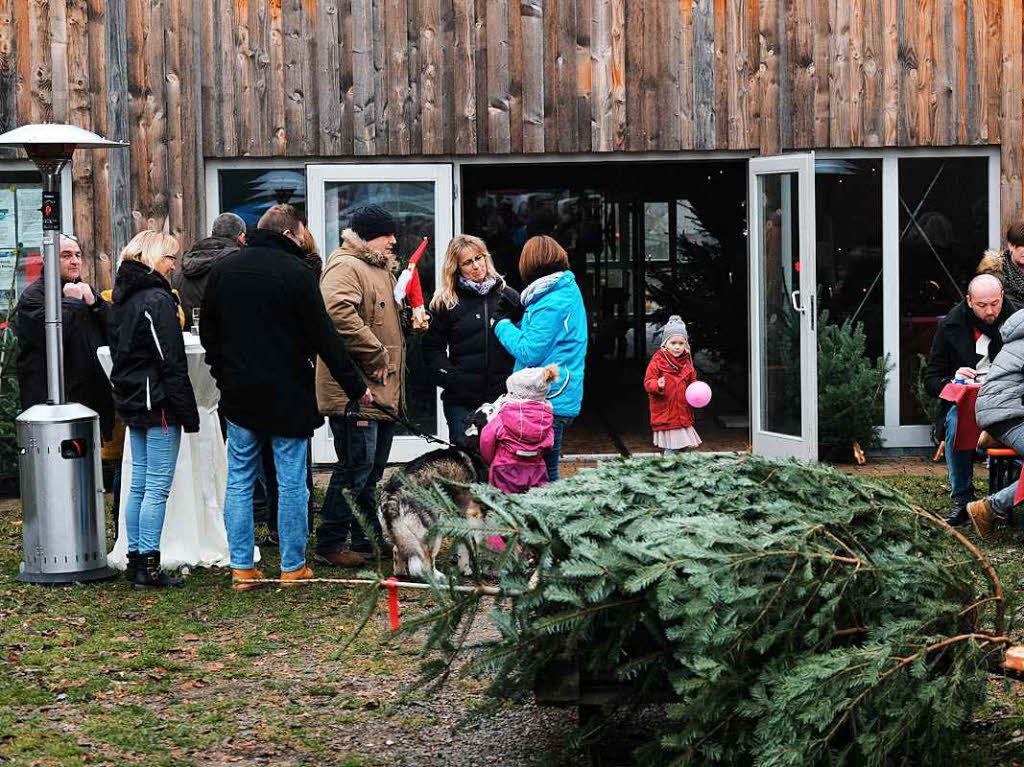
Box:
[660,315,688,346]
[506,365,557,401]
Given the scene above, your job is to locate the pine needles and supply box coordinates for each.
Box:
[360,453,1009,766]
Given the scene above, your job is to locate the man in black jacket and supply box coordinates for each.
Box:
[923,274,1016,525]
[201,204,371,591]
[172,212,246,322]
[13,234,113,440]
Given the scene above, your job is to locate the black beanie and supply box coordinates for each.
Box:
[351,205,398,241]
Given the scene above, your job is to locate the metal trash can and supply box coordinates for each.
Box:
[15,403,115,583]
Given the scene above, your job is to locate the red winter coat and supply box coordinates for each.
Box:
[644,348,697,431]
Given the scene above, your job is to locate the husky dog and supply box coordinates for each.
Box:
[377,448,484,579]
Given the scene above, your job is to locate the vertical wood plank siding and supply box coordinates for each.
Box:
[5,0,1022,277]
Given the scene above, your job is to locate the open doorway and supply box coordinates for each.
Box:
[461,160,749,456]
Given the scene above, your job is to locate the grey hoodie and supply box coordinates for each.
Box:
[172,235,241,320]
[976,309,1024,430]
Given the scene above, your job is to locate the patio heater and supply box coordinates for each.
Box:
[0,124,127,583]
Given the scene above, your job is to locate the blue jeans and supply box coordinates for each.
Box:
[224,421,309,572]
[443,402,476,448]
[989,419,1024,514]
[124,425,182,554]
[545,416,574,482]
[944,405,975,507]
[316,416,395,554]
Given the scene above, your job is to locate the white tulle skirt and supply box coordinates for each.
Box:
[653,427,702,450]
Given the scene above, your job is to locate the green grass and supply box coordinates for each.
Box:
[3,472,1024,765]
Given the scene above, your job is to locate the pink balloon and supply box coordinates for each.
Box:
[685,381,712,408]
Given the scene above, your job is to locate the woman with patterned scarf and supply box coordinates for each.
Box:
[423,235,522,447]
[977,221,1024,303]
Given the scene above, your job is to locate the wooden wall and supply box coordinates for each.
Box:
[0,0,1020,287]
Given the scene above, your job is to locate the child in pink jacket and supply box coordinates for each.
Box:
[480,364,558,495]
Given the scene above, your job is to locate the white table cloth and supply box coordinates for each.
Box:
[97,333,259,569]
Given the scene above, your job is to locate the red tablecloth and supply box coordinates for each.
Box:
[939,382,982,451]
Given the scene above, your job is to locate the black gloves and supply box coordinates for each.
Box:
[492,292,524,326]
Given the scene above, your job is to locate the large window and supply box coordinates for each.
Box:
[217,167,307,231]
[898,156,989,424]
[0,171,45,316]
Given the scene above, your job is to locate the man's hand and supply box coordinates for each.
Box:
[954,367,978,381]
[78,283,95,306]
[373,367,388,383]
[359,389,374,406]
[657,376,666,389]
[62,283,83,300]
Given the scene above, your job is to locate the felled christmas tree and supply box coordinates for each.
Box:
[374,454,1008,767]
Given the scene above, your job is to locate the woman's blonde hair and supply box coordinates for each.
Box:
[120,230,180,270]
[429,234,504,312]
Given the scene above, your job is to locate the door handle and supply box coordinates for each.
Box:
[790,290,806,314]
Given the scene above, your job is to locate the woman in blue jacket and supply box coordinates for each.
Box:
[494,235,587,481]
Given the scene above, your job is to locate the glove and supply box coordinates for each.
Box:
[492,292,524,326]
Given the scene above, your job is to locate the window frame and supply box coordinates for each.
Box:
[816,146,1000,448]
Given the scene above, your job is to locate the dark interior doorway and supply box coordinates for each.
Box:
[461,160,750,455]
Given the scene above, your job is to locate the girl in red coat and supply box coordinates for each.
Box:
[644,315,702,455]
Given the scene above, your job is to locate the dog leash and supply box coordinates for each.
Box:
[345,399,458,449]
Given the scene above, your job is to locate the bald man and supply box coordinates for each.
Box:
[13,234,113,439]
[923,273,1017,525]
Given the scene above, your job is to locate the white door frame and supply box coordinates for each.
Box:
[305,162,454,463]
[748,152,818,461]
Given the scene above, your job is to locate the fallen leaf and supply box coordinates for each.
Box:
[178,679,207,691]
[182,634,201,642]
[203,662,225,672]
[110,636,130,643]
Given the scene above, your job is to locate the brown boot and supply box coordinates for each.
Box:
[280,565,314,587]
[968,499,996,539]
[232,568,265,591]
[316,549,370,568]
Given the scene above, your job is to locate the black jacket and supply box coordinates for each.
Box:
[200,229,367,438]
[108,261,200,432]
[422,282,520,407]
[13,275,115,440]
[923,299,1019,399]
[171,235,241,322]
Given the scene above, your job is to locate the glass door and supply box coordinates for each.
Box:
[306,163,454,463]
[748,153,818,461]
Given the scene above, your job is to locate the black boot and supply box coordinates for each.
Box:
[945,503,970,527]
[125,551,140,581]
[134,551,185,590]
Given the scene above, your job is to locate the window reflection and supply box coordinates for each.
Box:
[899,157,988,424]
[218,168,307,231]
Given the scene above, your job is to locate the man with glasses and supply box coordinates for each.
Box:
[13,233,114,440]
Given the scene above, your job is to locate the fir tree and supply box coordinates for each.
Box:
[351,454,1008,766]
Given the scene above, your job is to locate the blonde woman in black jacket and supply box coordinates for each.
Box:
[422,235,520,446]
[109,231,200,589]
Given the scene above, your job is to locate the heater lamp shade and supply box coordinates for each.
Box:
[0,123,127,159]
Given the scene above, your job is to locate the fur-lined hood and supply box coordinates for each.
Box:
[978,249,1006,276]
[328,227,398,271]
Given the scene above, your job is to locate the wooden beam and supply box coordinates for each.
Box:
[520,0,543,152]
[386,0,411,155]
[473,0,487,151]
[623,0,641,149]
[758,0,779,153]
[452,0,475,153]
[692,0,714,149]
[508,0,523,151]
[106,0,130,263]
[881,0,899,145]
[418,0,443,154]
[87,0,112,288]
[486,0,511,152]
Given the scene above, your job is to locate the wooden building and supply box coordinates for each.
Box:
[1,0,1022,460]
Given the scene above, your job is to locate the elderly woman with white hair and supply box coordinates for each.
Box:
[108,230,200,589]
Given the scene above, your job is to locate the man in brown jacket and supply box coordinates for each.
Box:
[315,205,405,567]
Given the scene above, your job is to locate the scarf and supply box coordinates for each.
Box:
[967,304,1007,361]
[459,275,497,296]
[1002,251,1024,302]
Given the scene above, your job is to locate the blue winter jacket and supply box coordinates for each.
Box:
[495,271,588,417]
